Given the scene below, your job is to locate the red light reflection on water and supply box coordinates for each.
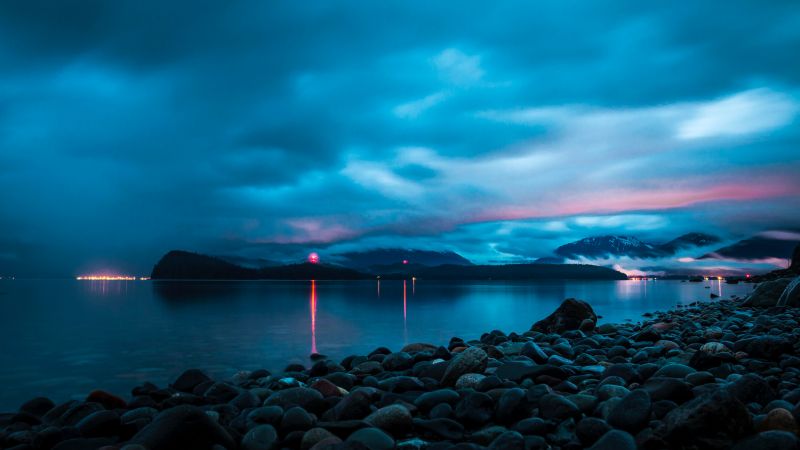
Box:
[310,280,317,354]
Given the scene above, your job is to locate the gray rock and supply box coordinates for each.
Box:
[130,405,236,450]
[264,387,323,410]
[743,278,793,307]
[531,298,597,334]
[365,404,412,436]
[607,389,651,432]
[777,277,800,307]
[589,430,636,450]
[241,424,279,450]
[440,346,488,386]
[346,427,395,450]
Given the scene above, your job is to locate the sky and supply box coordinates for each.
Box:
[1,1,799,277]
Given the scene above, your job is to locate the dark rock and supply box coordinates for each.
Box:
[520,342,548,364]
[365,404,413,436]
[333,390,374,421]
[440,346,488,386]
[732,430,800,450]
[241,424,279,450]
[130,405,235,450]
[531,298,597,334]
[454,392,494,426]
[54,402,103,427]
[51,437,115,450]
[538,394,581,421]
[662,389,751,447]
[414,389,460,412]
[742,278,793,307]
[413,417,464,440]
[494,361,567,382]
[382,352,414,371]
[576,417,611,446]
[727,373,776,406]
[607,389,651,432]
[281,406,314,432]
[85,390,126,410]
[203,382,241,403]
[588,430,636,450]
[735,335,793,360]
[19,397,55,417]
[247,406,284,428]
[172,368,212,392]
[75,410,120,437]
[346,427,395,450]
[641,377,693,403]
[496,388,529,424]
[777,277,800,307]
[488,430,525,450]
[265,387,324,410]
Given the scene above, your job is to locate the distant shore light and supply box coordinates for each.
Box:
[308,252,320,264]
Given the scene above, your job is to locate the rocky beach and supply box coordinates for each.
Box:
[1,270,799,450]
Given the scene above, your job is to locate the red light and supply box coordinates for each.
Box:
[402,259,408,265]
[308,252,320,264]
[746,273,751,278]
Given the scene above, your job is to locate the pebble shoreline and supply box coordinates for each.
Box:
[3,293,800,450]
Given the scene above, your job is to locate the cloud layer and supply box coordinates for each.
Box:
[1,1,799,276]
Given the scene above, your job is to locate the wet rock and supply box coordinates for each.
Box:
[759,408,798,433]
[539,394,581,421]
[412,418,464,440]
[742,278,793,307]
[365,404,413,436]
[641,377,693,403]
[265,387,323,410]
[662,389,751,447]
[19,397,55,417]
[333,390,374,420]
[76,410,120,437]
[607,389,651,432]
[85,389,126,410]
[281,406,314,432]
[454,392,494,426]
[727,373,775,406]
[576,417,611,446]
[346,427,395,450]
[732,430,800,450]
[588,430,636,450]
[777,277,800,307]
[130,405,235,450]
[531,298,597,334]
[488,430,525,450]
[414,389,459,412]
[301,427,340,449]
[440,346,488,386]
[241,424,279,450]
[520,342,548,364]
[735,335,793,360]
[172,369,212,392]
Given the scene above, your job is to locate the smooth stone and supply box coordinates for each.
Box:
[301,427,339,450]
[414,389,460,412]
[412,418,464,440]
[488,430,525,450]
[576,417,611,446]
[662,389,751,446]
[75,410,120,437]
[588,430,636,450]
[365,404,413,436]
[241,424,279,450]
[455,373,486,389]
[538,394,580,421]
[346,427,395,450]
[265,387,323,410]
[130,405,235,450]
[607,389,651,432]
[281,406,314,432]
[440,347,488,386]
[732,430,800,450]
[653,364,696,378]
[172,369,212,392]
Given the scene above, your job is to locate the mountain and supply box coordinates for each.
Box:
[377,263,627,280]
[216,255,279,269]
[333,248,472,270]
[151,250,370,280]
[701,236,800,262]
[552,232,721,260]
[659,232,721,253]
[150,250,625,280]
[555,236,665,259]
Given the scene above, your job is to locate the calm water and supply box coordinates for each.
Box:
[0,278,752,410]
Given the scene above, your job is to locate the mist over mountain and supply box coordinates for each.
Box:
[331,248,472,270]
[552,233,720,260]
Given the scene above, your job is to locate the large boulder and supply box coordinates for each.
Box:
[742,278,793,307]
[531,298,597,334]
[777,277,800,307]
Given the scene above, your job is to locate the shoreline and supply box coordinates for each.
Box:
[3,290,800,449]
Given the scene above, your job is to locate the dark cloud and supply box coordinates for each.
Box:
[1,1,799,276]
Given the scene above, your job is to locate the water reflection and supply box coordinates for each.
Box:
[403,280,408,344]
[310,280,317,354]
[83,279,130,296]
